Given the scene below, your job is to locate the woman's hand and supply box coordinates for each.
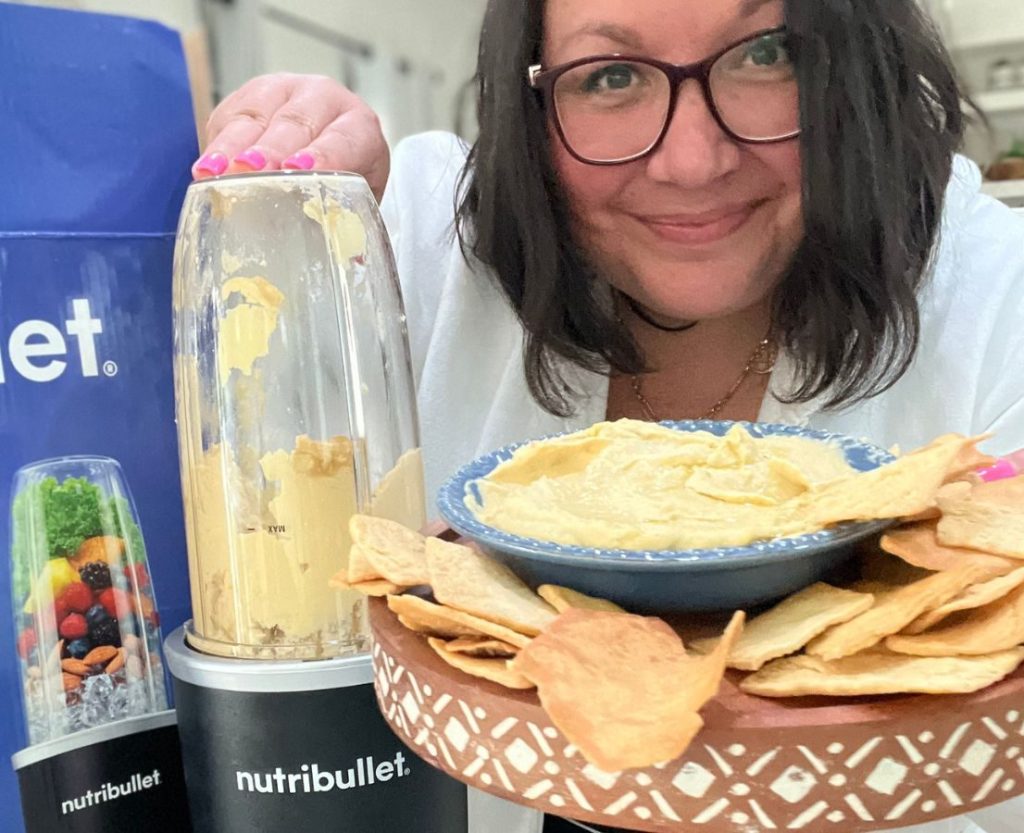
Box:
[192,73,390,200]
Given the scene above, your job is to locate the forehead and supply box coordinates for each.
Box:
[543,0,784,61]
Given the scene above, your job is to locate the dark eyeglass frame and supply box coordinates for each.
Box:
[527,26,802,166]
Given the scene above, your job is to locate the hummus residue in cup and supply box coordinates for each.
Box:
[469,420,857,550]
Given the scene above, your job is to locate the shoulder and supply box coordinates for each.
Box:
[937,156,1024,279]
[926,156,1024,320]
[385,131,471,216]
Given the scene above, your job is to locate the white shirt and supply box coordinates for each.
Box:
[381,131,1024,833]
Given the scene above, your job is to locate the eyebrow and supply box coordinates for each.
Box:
[556,22,645,54]
[740,0,777,15]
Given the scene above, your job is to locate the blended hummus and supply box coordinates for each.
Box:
[470,420,857,550]
[184,438,424,659]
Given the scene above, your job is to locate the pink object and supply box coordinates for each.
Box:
[978,449,1024,482]
[192,151,228,177]
[233,148,267,171]
[282,152,316,171]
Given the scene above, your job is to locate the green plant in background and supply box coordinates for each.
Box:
[1008,139,1024,158]
[11,476,147,600]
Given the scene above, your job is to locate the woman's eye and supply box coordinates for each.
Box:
[744,34,792,68]
[582,65,637,93]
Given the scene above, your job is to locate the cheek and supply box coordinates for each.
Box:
[755,143,803,229]
[551,139,632,228]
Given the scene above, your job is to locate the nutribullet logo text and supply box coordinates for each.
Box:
[61,769,163,815]
[236,751,412,794]
[0,298,115,383]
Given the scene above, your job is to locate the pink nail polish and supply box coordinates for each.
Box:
[979,459,1019,483]
[233,148,267,171]
[193,152,228,177]
[282,152,315,171]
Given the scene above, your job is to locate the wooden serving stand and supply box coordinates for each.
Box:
[371,597,1024,832]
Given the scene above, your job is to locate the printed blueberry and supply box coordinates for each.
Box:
[85,604,111,628]
[66,638,92,660]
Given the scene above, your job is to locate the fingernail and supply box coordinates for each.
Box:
[978,459,1018,483]
[233,148,267,171]
[193,152,228,177]
[282,152,315,171]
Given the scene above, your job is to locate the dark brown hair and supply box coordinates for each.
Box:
[455,0,967,416]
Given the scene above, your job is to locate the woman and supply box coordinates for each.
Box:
[195,2,1024,832]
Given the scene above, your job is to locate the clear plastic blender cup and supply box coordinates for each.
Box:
[10,456,169,746]
[172,171,425,661]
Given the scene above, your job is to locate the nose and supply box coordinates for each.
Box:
[644,79,742,188]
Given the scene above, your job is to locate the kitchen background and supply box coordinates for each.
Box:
[8,0,1024,205]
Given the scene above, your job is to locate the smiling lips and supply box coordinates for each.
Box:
[636,200,766,245]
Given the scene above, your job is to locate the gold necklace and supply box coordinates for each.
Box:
[629,334,778,422]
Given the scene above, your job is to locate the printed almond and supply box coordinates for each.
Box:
[61,658,92,677]
[105,648,126,675]
[62,672,82,692]
[83,645,119,666]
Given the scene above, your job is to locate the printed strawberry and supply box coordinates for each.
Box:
[58,581,93,615]
[53,595,72,624]
[58,613,89,641]
[16,628,37,660]
[97,587,132,619]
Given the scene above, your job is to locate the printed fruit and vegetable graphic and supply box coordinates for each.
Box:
[10,460,168,745]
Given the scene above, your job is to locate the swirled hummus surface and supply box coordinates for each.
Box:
[469,420,859,550]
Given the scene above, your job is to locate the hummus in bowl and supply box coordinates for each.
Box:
[436,420,898,613]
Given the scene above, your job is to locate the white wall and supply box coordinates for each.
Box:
[201,0,486,145]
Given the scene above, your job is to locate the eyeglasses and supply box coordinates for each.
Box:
[527,27,801,166]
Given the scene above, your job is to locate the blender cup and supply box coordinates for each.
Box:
[10,456,169,746]
[173,171,425,661]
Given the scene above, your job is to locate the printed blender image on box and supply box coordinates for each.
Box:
[10,457,191,832]
[164,171,468,833]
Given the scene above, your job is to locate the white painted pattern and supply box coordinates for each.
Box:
[371,641,1024,832]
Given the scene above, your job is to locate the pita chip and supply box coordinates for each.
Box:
[425,537,557,635]
[741,649,1024,698]
[937,475,1024,559]
[697,583,874,671]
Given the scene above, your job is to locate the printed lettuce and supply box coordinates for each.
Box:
[11,476,147,600]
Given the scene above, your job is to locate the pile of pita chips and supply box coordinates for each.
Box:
[735,469,1024,698]
[338,514,745,770]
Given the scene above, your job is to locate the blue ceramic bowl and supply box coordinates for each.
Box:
[436,421,897,613]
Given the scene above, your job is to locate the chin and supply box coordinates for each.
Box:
[626,267,772,321]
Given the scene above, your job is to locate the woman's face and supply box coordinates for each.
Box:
[543,0,804,322]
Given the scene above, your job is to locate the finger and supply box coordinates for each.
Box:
[282,108,391,201]
[235,79,350,172]
[193,76,295,178]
